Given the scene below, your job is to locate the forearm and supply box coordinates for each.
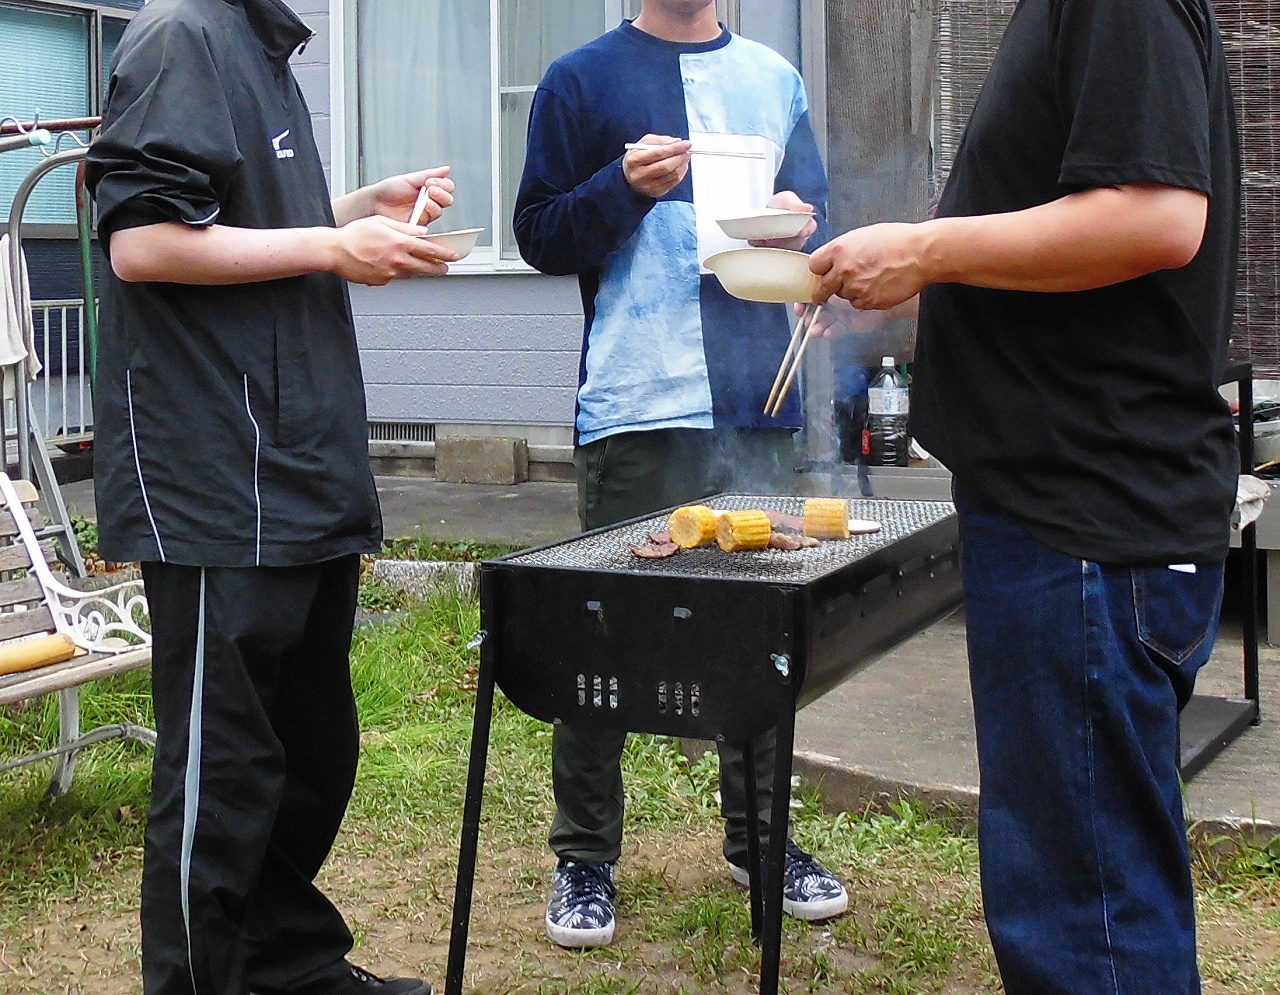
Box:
[110,223,338,284]
[515,161,654,275]
[331,188,373,227]
[919,185,1208,292]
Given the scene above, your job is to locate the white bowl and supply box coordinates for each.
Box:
[414,227,485,259]
[704,247,819,304]
[716,208,815,241]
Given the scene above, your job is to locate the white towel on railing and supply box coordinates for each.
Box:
[0,234,43,380]
[1235,474,1271,531]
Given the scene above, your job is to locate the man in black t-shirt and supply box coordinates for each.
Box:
[807,0,1239,992]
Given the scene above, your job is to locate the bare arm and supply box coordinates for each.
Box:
[109,164,462,286]
[811,184,1209,310]
[110,216,459,287]
[331,166,454,228]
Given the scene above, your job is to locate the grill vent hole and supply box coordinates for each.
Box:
[577,674,586,706]
[593,675,603,708]
[657,681,668,713]
[691,683,701,716]
[609,677,618,709]
[674,682,684,716]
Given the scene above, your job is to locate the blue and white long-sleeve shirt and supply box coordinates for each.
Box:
[514,21,829,445]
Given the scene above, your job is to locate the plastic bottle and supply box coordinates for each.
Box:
[864,357,910,467]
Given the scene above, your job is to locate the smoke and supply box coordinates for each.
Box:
[800,0,937,477]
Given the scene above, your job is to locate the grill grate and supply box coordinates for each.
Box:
[509,496,956,584]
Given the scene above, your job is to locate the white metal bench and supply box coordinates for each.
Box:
[0,473,153,796]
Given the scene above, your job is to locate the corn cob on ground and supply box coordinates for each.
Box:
[668,504,720,549]
[716,510,774,552]
[804,498,851,540]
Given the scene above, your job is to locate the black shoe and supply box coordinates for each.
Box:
[317,965,432,995]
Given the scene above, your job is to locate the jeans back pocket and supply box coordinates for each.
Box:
[1132,563,1224,668]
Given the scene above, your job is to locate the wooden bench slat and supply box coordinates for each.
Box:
[0,647,152,706]
[0,607,57,642]
[0,538,57,574]
[0,575,43,609]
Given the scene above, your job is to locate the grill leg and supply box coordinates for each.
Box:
[759,700,796,995]
[445,649,498,995]
[741,737,764,942]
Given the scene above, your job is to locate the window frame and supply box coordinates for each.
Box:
[0,0,135,235]
[334,0,740,275]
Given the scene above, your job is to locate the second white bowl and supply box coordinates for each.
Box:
[716,208,815,241]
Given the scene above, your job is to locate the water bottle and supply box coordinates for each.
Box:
[864,357,909,466]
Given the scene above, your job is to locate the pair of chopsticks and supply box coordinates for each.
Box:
[624,143,767,160]
[764,304,823,418]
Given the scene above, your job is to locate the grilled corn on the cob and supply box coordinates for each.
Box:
[668,505,720,549]
[803,498,850,540]
[716,510,773,552]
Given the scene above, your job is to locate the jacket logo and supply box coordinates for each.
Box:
[272,130,295,160]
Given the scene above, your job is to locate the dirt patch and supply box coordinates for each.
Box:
[3,831,1278,995]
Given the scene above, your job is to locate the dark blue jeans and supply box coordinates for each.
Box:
[955,482,1223,995]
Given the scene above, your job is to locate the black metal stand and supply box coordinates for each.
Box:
[1179,361,1263,778]
[445,657,802,995]
[444,639,497,995]
[758,700,797,995]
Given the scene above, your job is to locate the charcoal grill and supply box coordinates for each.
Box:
[444,496,963,995]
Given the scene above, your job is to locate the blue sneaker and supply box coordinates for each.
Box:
[545,859,617,948]
[729,840,849,921]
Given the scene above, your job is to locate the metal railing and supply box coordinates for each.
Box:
[24,297,95,448]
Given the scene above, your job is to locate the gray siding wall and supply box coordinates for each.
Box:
[291,0,581,440]
[740,0,801,67]
[293,1,803,443]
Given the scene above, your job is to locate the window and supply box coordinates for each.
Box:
[344,0,739,272]
[0,0,137,227]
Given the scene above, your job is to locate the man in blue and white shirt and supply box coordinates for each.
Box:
[515,0,846,949]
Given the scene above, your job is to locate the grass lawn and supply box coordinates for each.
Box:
[1,593,1277,994]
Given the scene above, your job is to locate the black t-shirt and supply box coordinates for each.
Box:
[912,0,1241,565]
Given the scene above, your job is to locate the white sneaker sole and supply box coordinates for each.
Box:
[545,915,616,949]
[727,863,850,921]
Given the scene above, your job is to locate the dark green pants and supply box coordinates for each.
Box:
[550,427,797,866]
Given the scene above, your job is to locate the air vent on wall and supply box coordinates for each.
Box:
[368,421,436,443]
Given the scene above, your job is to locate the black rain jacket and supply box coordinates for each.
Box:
[86,0,381,567]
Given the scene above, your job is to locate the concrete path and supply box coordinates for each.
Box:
[62,474,1278,834]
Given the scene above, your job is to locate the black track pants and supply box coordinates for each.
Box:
[139,557,362,995]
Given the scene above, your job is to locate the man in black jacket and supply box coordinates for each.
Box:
[85,1,456,993]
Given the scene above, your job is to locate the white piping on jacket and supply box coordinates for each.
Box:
[126,369,167,562]
[243,375,262,566]
[181,208,221,226]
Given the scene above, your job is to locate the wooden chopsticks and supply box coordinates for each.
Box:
[765,304,823,418]
[623,143,768,160]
